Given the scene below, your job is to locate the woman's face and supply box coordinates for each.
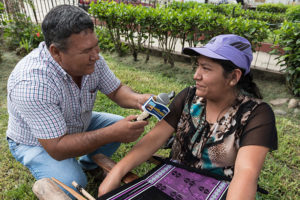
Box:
[193,55,233,100]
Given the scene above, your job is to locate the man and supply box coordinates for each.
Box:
[6,4,149,196]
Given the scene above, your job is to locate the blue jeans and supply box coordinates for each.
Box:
[7,112,123,199]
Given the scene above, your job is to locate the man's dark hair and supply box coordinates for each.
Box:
[42,5,94,51]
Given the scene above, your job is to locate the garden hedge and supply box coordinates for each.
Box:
[276,21,300,97]
[256,3,291,13]
[89,1,269,67]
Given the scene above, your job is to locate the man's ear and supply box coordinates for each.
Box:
[49,44,62,63]
[229,69,242,86]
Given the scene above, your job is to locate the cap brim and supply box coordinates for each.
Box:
[182,47,227,61]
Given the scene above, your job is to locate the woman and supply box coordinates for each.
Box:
[98,34,278,199]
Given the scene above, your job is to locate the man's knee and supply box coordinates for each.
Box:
[35,159,88,199]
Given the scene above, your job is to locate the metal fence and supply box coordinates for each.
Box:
[1,0,78,23]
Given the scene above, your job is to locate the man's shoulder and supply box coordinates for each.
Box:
[19,44,63,76]
[94,54,105,67]
[9,48,64,89]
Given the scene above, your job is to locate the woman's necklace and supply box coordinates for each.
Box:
[183,94,238,165]
[211,104,232,135]
[197,100,236,153]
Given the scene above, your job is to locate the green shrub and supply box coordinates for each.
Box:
[167,1,210,11]
[3,13,43,53]
[256,3,290,13]
[0,2,4,19]
[275,21,300,97]
[95,26,119,52]
[89,1,127,57]
[223,17,269,51]
[210,3,242,17]
[245,10,285,26]
[0,2,4,62]
[285,5,300,22]
[169,2,284,27]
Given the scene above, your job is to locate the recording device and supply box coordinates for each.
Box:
[136,91,175,121]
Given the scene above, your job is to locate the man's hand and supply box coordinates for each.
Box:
[107,84,152,110]
[110,115,148,143]
[137,94,152,110]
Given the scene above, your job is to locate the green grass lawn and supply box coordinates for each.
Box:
[0,50,299,199]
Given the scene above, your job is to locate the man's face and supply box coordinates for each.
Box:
[57,29,100,79]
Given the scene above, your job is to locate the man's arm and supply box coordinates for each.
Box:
[10,80,150,160]
[226,145,269,200]
[39,115,148,161]
[42,84,150,160]
[107,84,151,110]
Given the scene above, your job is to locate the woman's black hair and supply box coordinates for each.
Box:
[213,59,263,99]
[42,5,94,51]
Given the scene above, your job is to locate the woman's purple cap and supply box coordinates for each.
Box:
[182,34,253,75]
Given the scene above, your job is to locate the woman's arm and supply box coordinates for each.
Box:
[107,84,151,110]
[98,120,175,197]
[226,145,269,200]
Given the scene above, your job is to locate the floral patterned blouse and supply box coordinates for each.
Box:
[164,86,277,178]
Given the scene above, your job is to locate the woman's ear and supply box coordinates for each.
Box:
[49,44,62,63]
[229,69,242,86]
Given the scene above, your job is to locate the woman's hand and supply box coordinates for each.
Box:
[98,120,175,197]
[98,171,122,197]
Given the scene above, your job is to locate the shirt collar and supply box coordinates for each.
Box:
[39,42,68,79]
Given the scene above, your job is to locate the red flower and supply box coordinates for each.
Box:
[36,32,40,37]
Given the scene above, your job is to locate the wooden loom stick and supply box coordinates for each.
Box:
[92,153,139,184]
[72,181,96,200]
[51,177,87,200]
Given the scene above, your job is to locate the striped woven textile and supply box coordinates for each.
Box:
[98,163,229,200]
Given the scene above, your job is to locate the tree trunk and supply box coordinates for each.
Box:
[3,0,20,18]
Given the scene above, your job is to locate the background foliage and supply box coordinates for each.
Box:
[1,1,43,56]
[275,21,300,97]
[256,3,291,13]
[285,5,300,22]
[0,2,4,62]
[2,14,43,55]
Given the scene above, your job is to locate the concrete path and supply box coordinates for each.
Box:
[252,51,284,73]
